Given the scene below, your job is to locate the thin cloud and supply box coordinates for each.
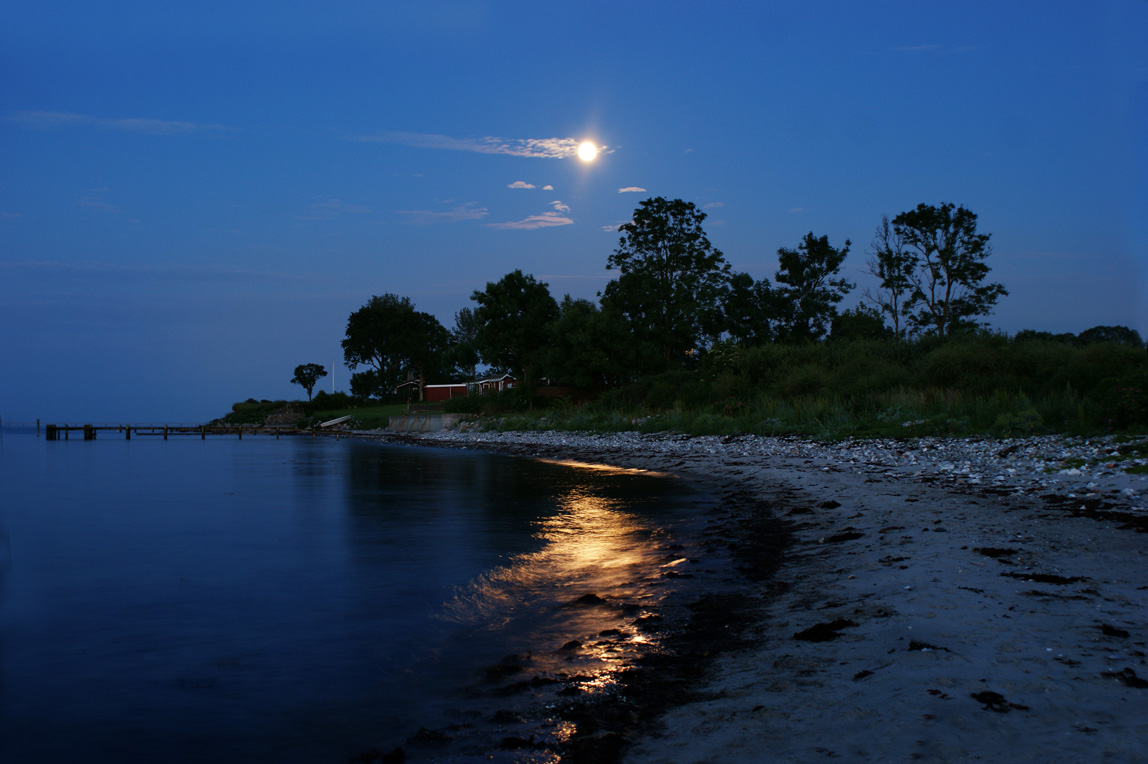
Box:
[602,221,628,232]
[0,259,304,283]
[550,200,570,213]
[354,131,613,160]
[7,110,229,135]
[542,185,554,191]
[487,211,573,230]
[618,187,646,194]
[397,203,488,225]
[894,44,975,54]
[79,188,120,214]
[508,181,536,189]
[788,207,804,214]
[704,202,725,209]
[298,198,373,221]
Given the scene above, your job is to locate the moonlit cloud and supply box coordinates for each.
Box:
[397,203,488,225]
[487,211,573,230]
[355,131,612,159]
[298,198,373,221]
[7,111,89,129]
[507,181,536,189]
[618,187,646,193]
[8,110,228,135]
[550,200,570,213]
[894,44,975,54]
[79,188,120,213]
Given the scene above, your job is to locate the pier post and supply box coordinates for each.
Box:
[163,425,168,441]
[84,425,95,441]
[238,427,242,440]
[126,426,131,440]
[201,426,206,440]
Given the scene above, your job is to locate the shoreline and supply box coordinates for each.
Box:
[381,430,1148,763]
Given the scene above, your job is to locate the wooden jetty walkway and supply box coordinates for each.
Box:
[43,423,321,441]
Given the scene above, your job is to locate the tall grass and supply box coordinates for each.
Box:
[481,335,1146,438]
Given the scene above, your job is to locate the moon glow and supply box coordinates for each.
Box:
[577,141,598,162]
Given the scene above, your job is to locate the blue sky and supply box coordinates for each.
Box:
[2,1,1146,424]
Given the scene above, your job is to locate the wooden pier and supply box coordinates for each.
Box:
[43,424,316,441]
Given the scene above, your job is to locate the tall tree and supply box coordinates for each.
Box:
[448,307,482,382]
[542,296,646,388]
[290,363,327,401]
[863,215,913,339]
[602,197,731,364]
[341,294,449,400]
[471,270,559,390]
[722,271,776,346]
[892,202,1008,336]
[772,232,854,342]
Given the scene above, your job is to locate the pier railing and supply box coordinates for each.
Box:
[42,423,321,441]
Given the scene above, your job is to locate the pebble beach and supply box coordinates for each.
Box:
[390,429,1148,763]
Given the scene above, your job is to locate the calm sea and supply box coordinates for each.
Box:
[0,428,722,763]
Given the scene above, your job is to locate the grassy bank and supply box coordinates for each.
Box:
[447,336,1148,439]
[212,392,405,430]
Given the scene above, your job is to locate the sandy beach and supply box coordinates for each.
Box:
[391,429,1148,763]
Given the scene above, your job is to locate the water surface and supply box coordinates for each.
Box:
[0,430,719,762]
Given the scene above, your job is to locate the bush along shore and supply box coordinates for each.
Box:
[374,428,1148,763]
[441,335,1148,440]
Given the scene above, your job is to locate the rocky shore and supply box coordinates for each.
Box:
[383,429,1148,763]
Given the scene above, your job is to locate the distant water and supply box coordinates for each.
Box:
[0,429,720,763]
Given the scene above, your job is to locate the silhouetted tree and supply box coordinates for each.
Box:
[722,272,776,346]
[1076,325,1144,348]
[471,270,559,390]
[602,197,731,365]
[892,203,1007,336]
[863,215,913,339]
[830,305,892,342]
[290,363,327,401]
[542,296,647,388]
[772,232,854,342]
[448,307,482,382]
[341,294,449,400]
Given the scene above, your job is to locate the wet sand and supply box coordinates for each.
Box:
[385,430,1148,763]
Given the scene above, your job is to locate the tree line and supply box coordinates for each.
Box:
[328,197,1020,401]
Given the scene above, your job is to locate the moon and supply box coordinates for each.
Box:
[577,141,598,162]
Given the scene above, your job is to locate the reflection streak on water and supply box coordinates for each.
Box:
[438,474,676,692]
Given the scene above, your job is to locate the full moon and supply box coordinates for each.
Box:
[577,141,598,162]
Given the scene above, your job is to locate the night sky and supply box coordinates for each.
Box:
[2,1,1145,423]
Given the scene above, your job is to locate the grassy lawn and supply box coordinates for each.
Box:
[312,403,407,429]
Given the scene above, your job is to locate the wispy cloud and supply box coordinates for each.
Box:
[8,110,229,135]
[397,203,488,225]
[618,186,646,193]
[602,221,628,233]
[893,44,975,54]
[79,188,120,214]
[787,207,804,214]
[487,211,573,230]
[354,131,612,160]
[542,185,554,191]
[298,198,373,221]
[704,202,725,209]
[550,200,570,213]
[0,259,304,283]
[507,181,536,189]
